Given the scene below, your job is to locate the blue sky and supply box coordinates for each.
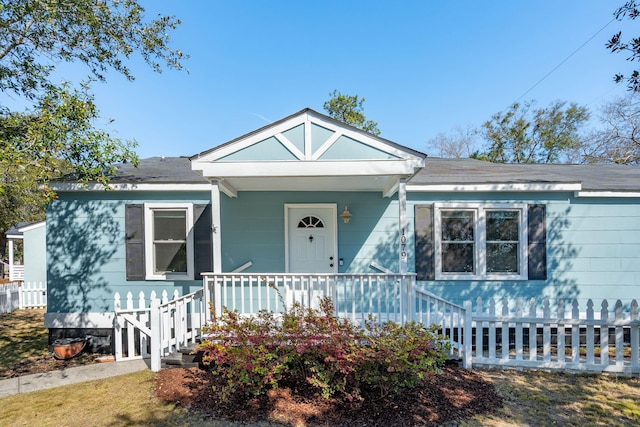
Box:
[46,1,639,158]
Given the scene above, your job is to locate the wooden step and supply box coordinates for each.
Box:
[161,345,205,369]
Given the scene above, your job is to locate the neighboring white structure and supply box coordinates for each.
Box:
[4,221,46,282]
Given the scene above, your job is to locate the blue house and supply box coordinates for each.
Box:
[45,108,640,351]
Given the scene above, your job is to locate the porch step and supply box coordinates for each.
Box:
[444,357,463,368]
[161,344,205,370]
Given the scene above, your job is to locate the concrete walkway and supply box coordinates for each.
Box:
[0,359,149,397]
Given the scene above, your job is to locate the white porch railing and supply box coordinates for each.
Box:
[9,265,24,282]
[414,288,471,363]
[202,273,418,324]
[113,289,206,371]
[0,281,47,314]
[201,273,470,365]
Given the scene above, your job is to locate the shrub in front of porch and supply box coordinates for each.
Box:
[197,297,450,403]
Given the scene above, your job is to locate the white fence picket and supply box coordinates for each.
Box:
[470,297,640,375]
[113,288,206,372]
[0,281,46,314]
[113,276,640,376]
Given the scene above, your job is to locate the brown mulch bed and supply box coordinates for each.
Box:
[1,352,104,379]
[155,366,503,426]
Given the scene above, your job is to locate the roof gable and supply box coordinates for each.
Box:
[192,108,420,162]
[190,109,426,197]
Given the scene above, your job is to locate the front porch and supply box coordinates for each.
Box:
[114,273,640,376]
[114,272,468,371]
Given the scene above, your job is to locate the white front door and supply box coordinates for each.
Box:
[286,204,337,273]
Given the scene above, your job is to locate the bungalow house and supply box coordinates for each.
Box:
[44,108,640,353]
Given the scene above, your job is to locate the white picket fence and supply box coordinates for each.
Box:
[0,281,47,314]
[113,289,206,371]
[111,278,640,376]
[468,297,640,374]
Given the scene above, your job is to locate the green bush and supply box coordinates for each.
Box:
[198,297,450,403]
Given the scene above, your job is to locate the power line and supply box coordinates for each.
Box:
[511,18,616,106]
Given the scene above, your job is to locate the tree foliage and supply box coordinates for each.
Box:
[323,90,381,136]
[583,92,640,165]
[0,0,185,99]
[0,0,186,256]
[473,100,590,164]
[607,1,640,92]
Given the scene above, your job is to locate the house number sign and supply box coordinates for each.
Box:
[400,228,407,260]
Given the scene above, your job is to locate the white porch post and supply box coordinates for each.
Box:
[398,179,408,274]
[8,238,14,281]
[210,181,222,273]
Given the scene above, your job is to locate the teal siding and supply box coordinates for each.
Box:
[219,136,297,161]
[319,135,398,160]
[220,191,398,273]
[311,123,334,151]
[47,186,640,316]
[409,192,640,307]
[282,124,305,153]
[46,191,210,313]
[23,224,46,284]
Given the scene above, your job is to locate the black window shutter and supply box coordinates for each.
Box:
[125,204,145,280]
[528,204,547,280]
[415,204,435,280]
[193,204,213,280]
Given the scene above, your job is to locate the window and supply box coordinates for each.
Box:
[298,216,324,228]
[144,203,194,280]
[434,203,527,280]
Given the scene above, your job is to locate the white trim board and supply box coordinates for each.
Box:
[574,191,640,198]
[17,221,46,233]
[407,183,582,192]
[44,312,115,329]
[48,183,211,192]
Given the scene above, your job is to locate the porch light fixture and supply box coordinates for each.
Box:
[340,206,352,223]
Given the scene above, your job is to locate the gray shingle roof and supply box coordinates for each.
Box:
[112,157,208,184]
[114,156,640,192]
[409,158,640,192]
[5,222,33,237]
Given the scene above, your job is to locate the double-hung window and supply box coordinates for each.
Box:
[144,203,194,280]
[434,203,527,280]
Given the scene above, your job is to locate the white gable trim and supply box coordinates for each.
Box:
[194,159,423,177]
[194,114,308,162]
[275,132,305,160]
[311,130,342,160]
[18,221,46,233]
[191,110,425,164]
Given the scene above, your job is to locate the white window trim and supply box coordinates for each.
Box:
[144,203,195,280]
[434,203,528,281]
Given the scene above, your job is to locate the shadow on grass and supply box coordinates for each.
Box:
[0,309,48,375]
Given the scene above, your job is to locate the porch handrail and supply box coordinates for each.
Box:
[202,272,418,324]
[114,288,206,372]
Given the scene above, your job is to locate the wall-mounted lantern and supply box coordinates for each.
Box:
[340,206,352,223]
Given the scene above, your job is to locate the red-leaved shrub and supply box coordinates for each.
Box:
[197,296,449,403]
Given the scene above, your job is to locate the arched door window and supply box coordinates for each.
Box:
[297,216,324,229]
